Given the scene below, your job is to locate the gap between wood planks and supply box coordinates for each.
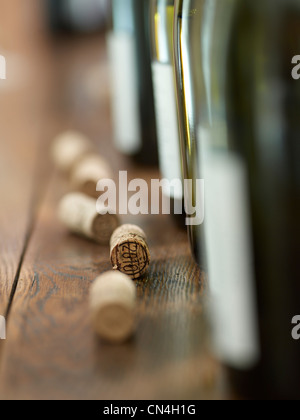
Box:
[0,140,53,365]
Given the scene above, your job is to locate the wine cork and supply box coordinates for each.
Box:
[70,154,113,199]
[58,193,119,244]
[89,271,136,343]
[51,130,93,174]
[110,224,150,280]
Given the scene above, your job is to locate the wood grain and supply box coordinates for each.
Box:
[0,169,222,400]
[0,1,51,323]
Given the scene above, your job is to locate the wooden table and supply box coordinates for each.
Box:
[0,15,226,400]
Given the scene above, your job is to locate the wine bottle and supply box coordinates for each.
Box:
[150,0,185,225]
[194,0,261,398]
[46,0,108,33]
[176,0,300,399]
[46,0,66,32]
[107,0,158,166]
[174,0,207,262]
[223,0,300,399]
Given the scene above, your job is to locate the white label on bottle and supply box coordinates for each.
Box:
[152,62,183,199]
[199,126,260,369]
[107,31,141,155]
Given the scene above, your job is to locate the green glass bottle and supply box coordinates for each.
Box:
[150,0,185,225]
[108,0,158,166]
[174,0,300,399]
[222,0,300,399]
[174,0,207,263]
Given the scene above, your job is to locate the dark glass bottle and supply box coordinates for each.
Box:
[224,0,300,399]
[175,0,300,399]
[150,0,186,227]
[174,0,207,263]
[108,0,158,166]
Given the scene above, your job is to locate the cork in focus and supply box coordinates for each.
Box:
[110,224,150,280]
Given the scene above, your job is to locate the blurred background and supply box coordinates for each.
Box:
[0,0,118,250]
[0,0,108,176]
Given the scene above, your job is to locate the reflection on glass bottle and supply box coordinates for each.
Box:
[150,0,185,226]
[174,0,207,264]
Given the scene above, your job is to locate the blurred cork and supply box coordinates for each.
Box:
[89,271,136,343]
[70,154,113,199]
[110,224,150,280]
[58,192,119,244]
[51,130,93,174]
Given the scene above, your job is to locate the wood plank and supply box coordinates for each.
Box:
[0,33,225,399]
[0,168,223,400]
[0,1,50,322]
